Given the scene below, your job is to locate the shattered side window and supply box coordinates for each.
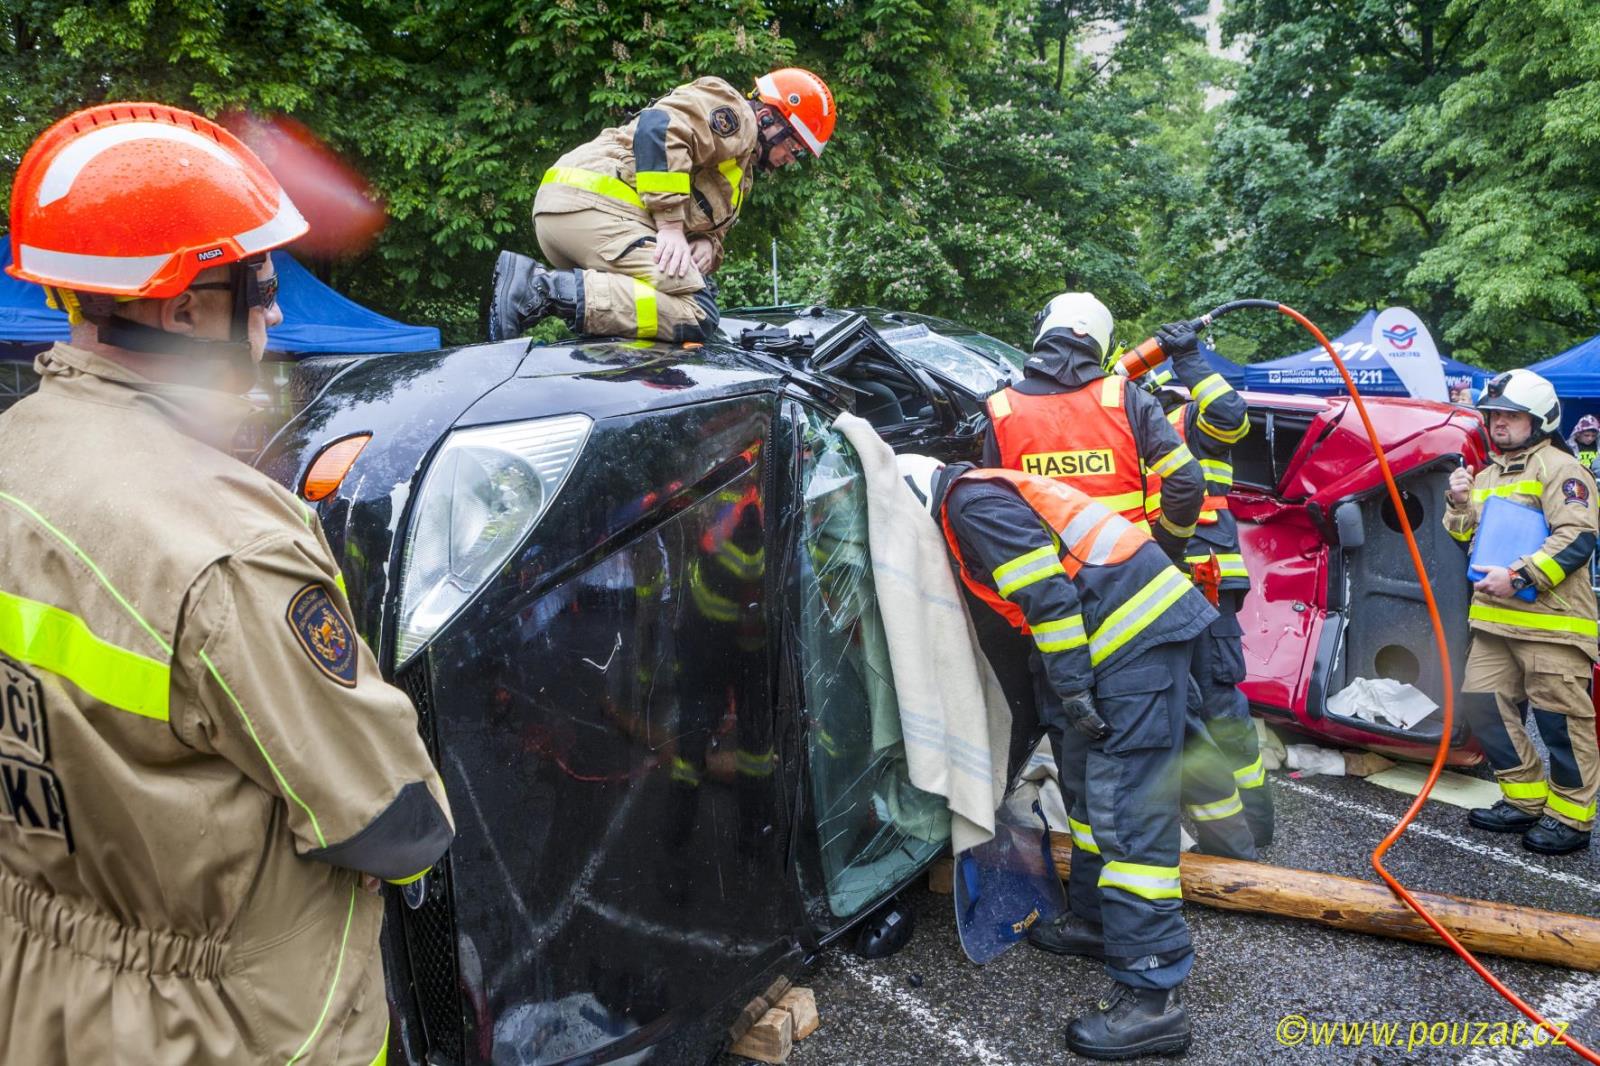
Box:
[798,411,950,918]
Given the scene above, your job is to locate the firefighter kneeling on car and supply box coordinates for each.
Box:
[901,455,1216,1061]
[1446,369,1598,856]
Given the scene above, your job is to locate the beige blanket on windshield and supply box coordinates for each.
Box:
[834,414,1012,855]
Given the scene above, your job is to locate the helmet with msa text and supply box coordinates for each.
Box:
[1476,369,1560,436]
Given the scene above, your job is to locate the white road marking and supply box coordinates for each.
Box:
[1277,777,1600,896]
[1456,972,1600,1066]
[837,956,1024,1066]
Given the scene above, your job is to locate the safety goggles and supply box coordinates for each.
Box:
[190,256,279,312]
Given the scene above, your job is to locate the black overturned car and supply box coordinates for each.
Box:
[253,307,1026,1065]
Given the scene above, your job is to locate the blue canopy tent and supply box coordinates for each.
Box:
[0,246,439,356]
[1527,334,1600,435]
[1242,309,1490,401]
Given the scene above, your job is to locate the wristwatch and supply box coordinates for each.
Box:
[1510,566,1533,594]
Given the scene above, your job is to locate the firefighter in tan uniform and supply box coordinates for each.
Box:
[1445,370,1598,856]
[0,104,454,1064]
[489,68,835,344]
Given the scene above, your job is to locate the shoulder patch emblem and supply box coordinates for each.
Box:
[1562,477,1590,506]
[287,584,358,687]
[709,105,741,137]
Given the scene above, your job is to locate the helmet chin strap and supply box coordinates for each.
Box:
[98,261,257,383]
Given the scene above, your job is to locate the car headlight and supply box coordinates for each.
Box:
[394,414,592,667]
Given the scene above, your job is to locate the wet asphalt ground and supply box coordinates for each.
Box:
[717,767,1600,1065]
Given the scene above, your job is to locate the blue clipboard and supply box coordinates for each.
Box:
[1468,495,1548,602]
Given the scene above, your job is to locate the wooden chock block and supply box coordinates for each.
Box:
[762,975,792,1007]
[730,1006,793,1064]
[927,856,954,895]
[776,987,819,1040]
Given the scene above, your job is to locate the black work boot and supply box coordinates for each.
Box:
[1467,799,1541,833]
[1066,982,1191,1060]
[1027,913,1106,960]
[488,251,581,340]
[1522,815,1592,855]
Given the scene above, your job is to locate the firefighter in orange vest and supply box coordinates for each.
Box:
[982,293,1204,565]
[901,454,1216,1061]
[1134,324,1274,848]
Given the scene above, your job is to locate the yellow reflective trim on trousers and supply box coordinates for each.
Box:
[1530,551,1566,586]
[540,165,645,208]
[1233,756,1266,789]
[1092,489,1147,513]
[993,545,1064,598]
[368,1027,389,1066]
[1032,615,1087,652]
[634,170,690,195]
[1196,413,1247,444]
[632,277,659,339]
[285,884,357,1065]
[718,158,745,211]
[1198,459,1233,487]
[1472,481,1542,502]
[1089,567,1192,665]
[1069,817,1100,854]
[1099,860,1182,900]
[1186,792,1244,822]
[0,588,170,721]
[1499,778,1549,801]
[200,649,327,848]
[1148,443,1193,480]
[1546,791,1597,823]
[1469,603,1599,638]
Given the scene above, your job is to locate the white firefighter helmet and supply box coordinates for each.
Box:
[1032,292,1114,358]
[1477,369,1561,435]
[897,453,946,516]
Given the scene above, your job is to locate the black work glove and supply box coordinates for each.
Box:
[1152,524,1187,565]
[1060,690,1110,741]
[1155,320,1201,360]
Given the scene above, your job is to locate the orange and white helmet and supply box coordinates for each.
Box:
[754,68,836,156]
[7,102,307,300]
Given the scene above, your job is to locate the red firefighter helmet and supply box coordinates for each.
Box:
[7,102,307,299]
[754,68,836,156]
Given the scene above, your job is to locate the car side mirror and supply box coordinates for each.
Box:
[1334,501,1365,548]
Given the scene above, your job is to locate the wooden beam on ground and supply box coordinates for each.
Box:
[1049,833,1600,972]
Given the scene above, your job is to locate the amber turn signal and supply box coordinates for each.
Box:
[302,433,371,501]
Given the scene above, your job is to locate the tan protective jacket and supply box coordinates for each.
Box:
[1444,437,1600,659]
[533,77,758,272]
[0,345,453,1065]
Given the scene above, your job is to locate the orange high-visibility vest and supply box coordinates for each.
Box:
[986,377,1148,529]
[940,468,1149,633]
[1145,406,1229,526]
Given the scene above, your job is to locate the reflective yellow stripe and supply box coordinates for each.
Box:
[1546,791,1597,823]
[1448,526,1475,543]
[1148,443,1193,479]
[0,588,170,721]
[1530,551,1566,586]
[994,545,1065,598]
[1089,567,1192,664]
[1199,459,1233,487]
[1196,413,1247,444]
[1099,860,1182,900]
[718,158,745,211]
[1186,792,1244,822]
[632,277,658,339]
[1158,513,1197,538]
[1499,778,1549,801]
[989,390,1012,419]
[1191,373,1230,411]
[385,868,429,886]
[735,748,777,777]
[1099,376,1122,407]
[671,756,702,785]
[1032,615,1087,653]
[1472,480,1543,502]
[634,170,690,195]
[1069,816,1100,854]
[541,165,645,208]
[285,884,357,1064]
[1185,552,1248,579]
[367,1028,388,1066]
[1092,489,1147,513]
[1469,603,1599,638]
[1233,756,1266,789]
[334,571,348,598]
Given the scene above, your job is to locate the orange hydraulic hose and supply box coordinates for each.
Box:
[1273,303,1597,1063]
